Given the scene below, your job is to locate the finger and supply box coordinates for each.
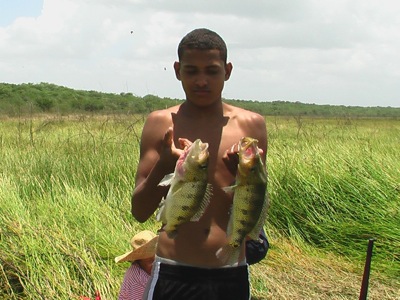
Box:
[228,143,240,155]
[163,127,173,147]
[222,149,229,160]
[178,138,192,150]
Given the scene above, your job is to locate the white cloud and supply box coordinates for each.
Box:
[1,0,399,107]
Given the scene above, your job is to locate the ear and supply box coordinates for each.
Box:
[224,62,233,81]
[174,61,181,80]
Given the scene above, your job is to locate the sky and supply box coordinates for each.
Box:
[0,0,399,107]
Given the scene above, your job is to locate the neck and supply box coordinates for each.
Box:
[181,100,224,119]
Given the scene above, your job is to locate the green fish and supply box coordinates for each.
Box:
[217,137,269,265]
[157,139,212,238]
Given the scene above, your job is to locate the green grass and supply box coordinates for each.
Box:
[267,117,400,276]
[1,114,399,299]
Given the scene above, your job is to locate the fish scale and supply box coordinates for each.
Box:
[217,137,269,265]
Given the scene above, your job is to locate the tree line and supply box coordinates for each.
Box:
[1,82,399,118]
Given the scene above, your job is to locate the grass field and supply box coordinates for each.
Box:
[1,114,399,299]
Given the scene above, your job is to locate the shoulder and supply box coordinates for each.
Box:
[223,102,267,153]
[145,105,180,125]
[141,105,181,139]
[224,103,266,128]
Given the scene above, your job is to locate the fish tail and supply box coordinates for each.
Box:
[166,230,178,239]
[163,224,178,239]
[156,198,166,222]
[216,244,240,265]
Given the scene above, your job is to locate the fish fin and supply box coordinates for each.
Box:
[156,197,166,222]
[190,184,213,221]
[158,173,174,186]
[216,244,240,265]
[162,223,179,239]
[260,167,268,185]
[222,185,236,194]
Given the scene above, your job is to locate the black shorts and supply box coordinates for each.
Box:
[144,262,250,300]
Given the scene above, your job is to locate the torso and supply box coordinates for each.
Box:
[152,102,266,267]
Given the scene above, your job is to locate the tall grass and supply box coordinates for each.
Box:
[267,117,400,278]
[1,114,399,299]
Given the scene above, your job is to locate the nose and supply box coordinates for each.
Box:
[195,74,207,87]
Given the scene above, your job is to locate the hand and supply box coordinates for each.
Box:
[222,140,265,176]
[159,128,192,170]
[222,142,241,176]
[178,137,192,150]
[159,127,181,170]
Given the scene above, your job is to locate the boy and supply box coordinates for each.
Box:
[131,28,267,300]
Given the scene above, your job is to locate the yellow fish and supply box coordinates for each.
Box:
[217,137,269,265]
[157,139,212,238]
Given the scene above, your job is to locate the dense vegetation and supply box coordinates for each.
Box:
[1,114,399,299]
[1,82,399,117]
[0,82,399,299]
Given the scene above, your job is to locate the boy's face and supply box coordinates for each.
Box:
[174,49,232,107]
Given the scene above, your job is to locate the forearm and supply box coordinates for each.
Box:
[131,160,170,222]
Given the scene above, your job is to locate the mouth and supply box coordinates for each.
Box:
[193,89,211,96]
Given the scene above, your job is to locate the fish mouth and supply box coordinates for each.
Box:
[239,137,258,166]
[197,141,209,165]
[188,139,209,165]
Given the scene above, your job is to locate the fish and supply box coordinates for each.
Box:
[156,139,212,238]
[216,137,269,265]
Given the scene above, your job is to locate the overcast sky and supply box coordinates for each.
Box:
[1,0,399,107]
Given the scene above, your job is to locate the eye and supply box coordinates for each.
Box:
[206,67,220,76]
[183,67,197,75]
[207,70,219,75]
[185,70,197,75]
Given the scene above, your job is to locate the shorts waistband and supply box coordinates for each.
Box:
[155,255,246,268]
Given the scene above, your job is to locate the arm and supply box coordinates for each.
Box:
[131,112,180,222]
[252,112,268,163]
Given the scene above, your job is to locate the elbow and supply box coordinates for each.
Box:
[131,184,165,223]
[131,199,151,223]
[132,212,148,223]
[131,205,148,223]
[131,191,145,223]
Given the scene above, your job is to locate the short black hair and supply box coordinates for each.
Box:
[177,28,228,64]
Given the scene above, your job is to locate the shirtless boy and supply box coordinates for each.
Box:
[131,28,267,300]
